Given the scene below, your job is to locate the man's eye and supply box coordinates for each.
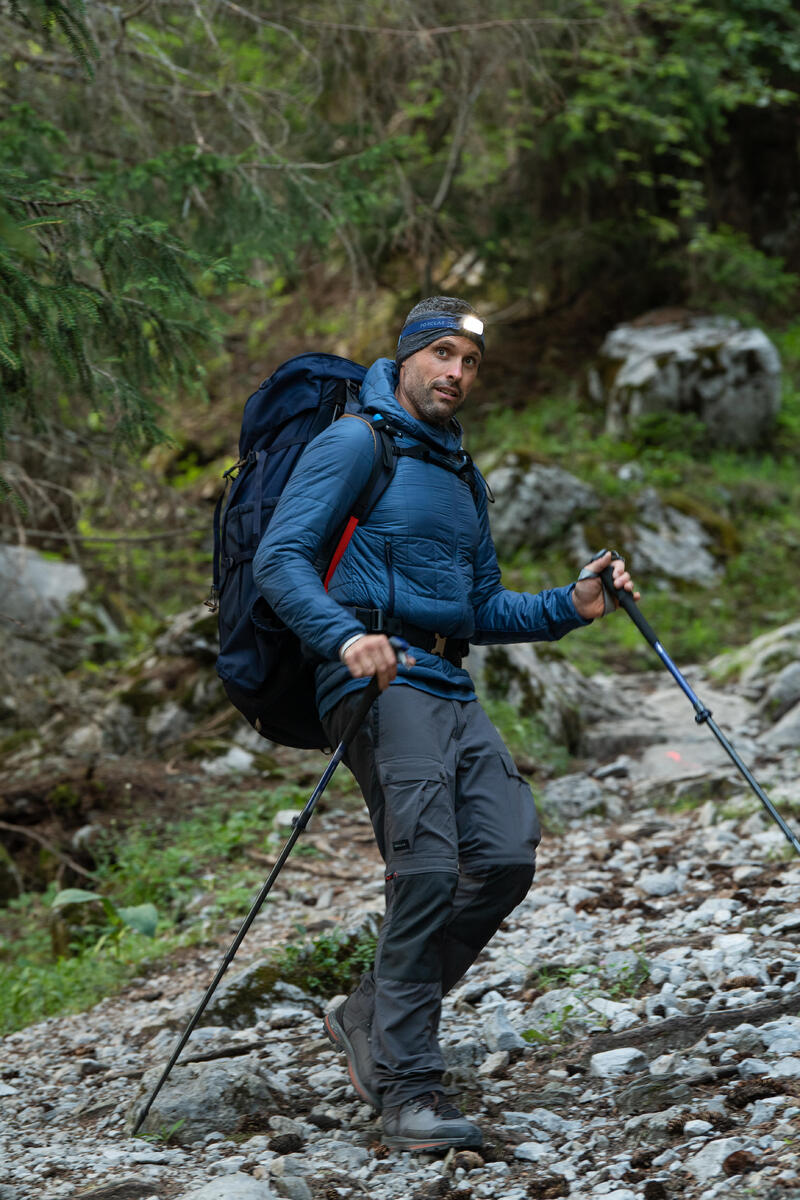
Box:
[435,346,447,356]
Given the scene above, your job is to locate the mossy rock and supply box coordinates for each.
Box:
[483,646,544,711]
[0,728,38,757]
[117,678,165,717]
[661,489,741,557]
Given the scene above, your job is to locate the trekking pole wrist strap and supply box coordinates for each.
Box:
[339,632,368,661]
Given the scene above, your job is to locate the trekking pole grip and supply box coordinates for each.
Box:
[342,676,381,744]
[599,564,660,649]
[339,637,409,746]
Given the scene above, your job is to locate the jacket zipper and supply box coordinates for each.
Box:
[384,537,395,614]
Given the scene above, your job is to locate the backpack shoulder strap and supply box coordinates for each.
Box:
[390,440,483,506]
[322,417,397,591]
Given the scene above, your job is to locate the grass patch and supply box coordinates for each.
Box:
[481,698,570,776]
[271,924,378,996]
[0,783,342,1034]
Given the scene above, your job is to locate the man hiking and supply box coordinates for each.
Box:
[253,296,636,1151]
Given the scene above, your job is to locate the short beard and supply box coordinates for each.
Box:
[413,381,462,426]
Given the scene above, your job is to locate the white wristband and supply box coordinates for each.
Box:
[339,632,367,662]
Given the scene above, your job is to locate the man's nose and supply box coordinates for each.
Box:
[446,359,463,380]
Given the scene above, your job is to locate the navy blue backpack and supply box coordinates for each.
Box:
[208,353,394,749]
[209,352,482,750]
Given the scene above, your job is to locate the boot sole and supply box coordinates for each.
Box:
[323,1008,382,1112]
[382,1131,484,1152]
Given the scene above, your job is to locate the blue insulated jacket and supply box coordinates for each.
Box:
[253,357,589,717]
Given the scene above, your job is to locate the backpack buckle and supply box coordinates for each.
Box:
[432,632,447,656]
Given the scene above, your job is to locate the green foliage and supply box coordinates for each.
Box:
[481,698,570,777]
[272,925,378,996]
[8,0,97,73]
[52,887,158,940]
[0,785,318,1033]
[139,1119,186,1146]
[90,787,297,912]
[0,174,220,457]
[687,225,800,315]
[0,887,165,1033]
[3,0,798,414]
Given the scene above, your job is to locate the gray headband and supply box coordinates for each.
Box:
[396,312,485,365]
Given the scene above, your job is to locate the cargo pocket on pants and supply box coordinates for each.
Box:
[378,756,458,874]
[499,751,541,858]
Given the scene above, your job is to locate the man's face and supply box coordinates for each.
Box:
[395,334,482,427]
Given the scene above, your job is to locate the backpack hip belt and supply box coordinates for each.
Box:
[344,607,469,667]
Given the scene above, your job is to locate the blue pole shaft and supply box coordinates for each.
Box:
[599,565,800,857]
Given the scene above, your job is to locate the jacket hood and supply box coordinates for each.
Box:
[360,357,464,455]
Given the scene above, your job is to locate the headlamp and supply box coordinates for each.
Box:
[397,313,485,343]
[459,314,484,337]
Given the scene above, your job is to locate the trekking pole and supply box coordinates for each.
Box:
[131,641,408,1136]
[599,556,800,857]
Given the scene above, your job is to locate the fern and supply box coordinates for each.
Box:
[0,175,220,453]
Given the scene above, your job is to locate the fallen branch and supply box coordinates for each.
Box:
[0,819,96,880]
[571,993,800,1067]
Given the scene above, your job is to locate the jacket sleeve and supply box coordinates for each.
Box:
[469,472,591,644]
[252,417,378,660]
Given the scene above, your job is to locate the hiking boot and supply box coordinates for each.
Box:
[381,1090,483,1152]
[324,998,381,1112]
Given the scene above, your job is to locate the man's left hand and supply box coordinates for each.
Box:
[572,551,640,620]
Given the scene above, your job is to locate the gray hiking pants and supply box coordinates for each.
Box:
[321,685,540,1109]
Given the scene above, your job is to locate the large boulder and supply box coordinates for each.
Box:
[469,641,625,752]
[485,460,598,556]
[630,487,721,586]
[0,543,87,626]
[590,314,781,449]
[129,1057,278,1144]
[709,620,800,695]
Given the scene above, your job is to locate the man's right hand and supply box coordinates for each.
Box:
[341,633,414,691]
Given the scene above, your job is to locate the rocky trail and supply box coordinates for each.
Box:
[2,616,800,1200]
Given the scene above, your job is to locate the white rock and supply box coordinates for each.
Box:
[684,1119,714,1136]
[483,1003,527,1052]
[749,1097,786,1125]
[712,932,753,958]
[738,1058,770,1078]
[637,869,682,897]
[0,543,87,623]
[201,746,256,777]
[610,1010,642,1032]
[528,1108,572,1135]
[759,702,800,752]
[770,1058,800,1079]
[766,1034,800,1055]
[514,1141,553,1162]
[477,1050,510,1078]
[588,997,633,1020]
[177,1174,277,1199]
[589,1048,648,1078]
[684,1137,747,1183]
